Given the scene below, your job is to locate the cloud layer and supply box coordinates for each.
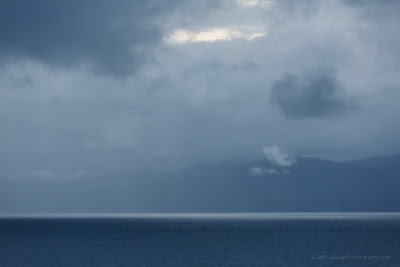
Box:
[0,0,179,75]
[1,0,400,181]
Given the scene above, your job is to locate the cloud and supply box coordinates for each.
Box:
[0,0,179,75]
[270,69,354,119]
[166,28,265,44]
[249,167,278,176]
[30,170,55,179]
[263,145,296,167]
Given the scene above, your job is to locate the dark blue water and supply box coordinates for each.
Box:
[1,213,399,266]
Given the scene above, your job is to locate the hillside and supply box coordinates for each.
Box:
[1,156,400,212]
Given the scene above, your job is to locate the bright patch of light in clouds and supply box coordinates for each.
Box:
[235,0,275,8]
[166,28,265,44]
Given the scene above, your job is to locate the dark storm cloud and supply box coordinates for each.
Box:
[0,0,177,75]
[270,70,353,119]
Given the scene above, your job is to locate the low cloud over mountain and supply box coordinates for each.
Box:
[1,155,400,212]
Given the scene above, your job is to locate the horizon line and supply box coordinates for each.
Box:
[1,212,400,220]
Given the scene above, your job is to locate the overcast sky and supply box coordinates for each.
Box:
[1,0,400,179]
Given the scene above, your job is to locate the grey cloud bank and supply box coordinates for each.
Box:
[0,0,400,197]
[0,0,180,75]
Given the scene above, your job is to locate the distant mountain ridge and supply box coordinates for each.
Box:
[1,155,400,213]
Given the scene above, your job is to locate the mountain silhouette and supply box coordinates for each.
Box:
[1,155,400,212]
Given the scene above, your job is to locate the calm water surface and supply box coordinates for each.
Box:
[0,213,399,266]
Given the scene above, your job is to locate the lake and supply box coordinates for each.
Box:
[0,213,399,266]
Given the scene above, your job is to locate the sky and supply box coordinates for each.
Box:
[1,0,400,180]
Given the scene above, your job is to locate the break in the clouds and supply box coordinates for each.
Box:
[0,0,179,75]
[166,28,265,43]
[234,0,275,8]
[270,70,353,119]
